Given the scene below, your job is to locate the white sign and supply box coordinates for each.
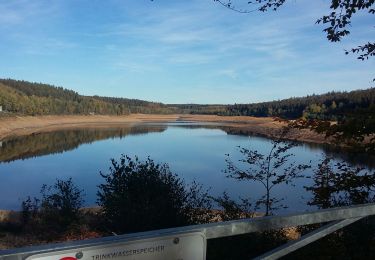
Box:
[26,232,206,260]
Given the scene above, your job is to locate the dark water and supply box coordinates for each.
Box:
[0,122,374,212]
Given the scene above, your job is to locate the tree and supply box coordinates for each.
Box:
[214,0,374,77]
[224,128,311,215]
[97,155,212,234]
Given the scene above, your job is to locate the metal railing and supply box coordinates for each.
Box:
[1,203,375,260]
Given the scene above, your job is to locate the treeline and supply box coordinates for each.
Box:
[93,96,179,114]
[0,79,80,101]
[0,81,127,115]
[1,78,374,122]
[0,79,175,115]
[171,104,227,115]
[165,88,375,122]
[224,88,375,121]
[0,78,229,116]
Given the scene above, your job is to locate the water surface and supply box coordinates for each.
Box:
[0,122,373,213]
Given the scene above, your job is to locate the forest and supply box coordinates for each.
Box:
[0,79,175,115]
[224,89,375,121]
[1,79,374,124]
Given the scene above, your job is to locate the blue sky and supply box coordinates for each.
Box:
[0,0,373,104]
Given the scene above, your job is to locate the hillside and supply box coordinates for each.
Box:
[0,79,173,115]
[0,79,374,124]
[224,89,375,121]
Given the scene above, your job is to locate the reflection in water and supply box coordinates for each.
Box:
[305,157,375,209]
[174,123,375,211]
[219,125,375,169]
[0,122,374,211]
[0,124,167,162]
[174,123,375,168]
[2,122,373,167]
[322,146,375,169]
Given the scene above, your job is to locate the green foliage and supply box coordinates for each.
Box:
[93,96,177,114]
[2,78,374,124]
[0,78,228,115]
[1,78,374,154]
[226,88,375,153]
[0,79,80,100]
[0,81,119,115]
[21,178,85,239]
[172,104,227,115]
[225,88,375,120]
[0,79,174,115]
[97,155,212,234]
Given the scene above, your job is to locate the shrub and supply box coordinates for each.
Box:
[211,192,254,221]
[97,155,211,234]
[21,196,39,226]
[38,178,84,228]
[21,178,84,238]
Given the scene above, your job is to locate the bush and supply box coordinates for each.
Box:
[97,155,212,234]
[211,192,254,221]
[38,178,84,228]
[21,178,84,238]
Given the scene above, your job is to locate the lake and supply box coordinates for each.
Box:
[0,122,374,213]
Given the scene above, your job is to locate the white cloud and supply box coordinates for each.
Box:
[1,0,372,103]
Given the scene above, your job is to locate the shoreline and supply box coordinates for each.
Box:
[0,114,179,140]
[0,114,327,144]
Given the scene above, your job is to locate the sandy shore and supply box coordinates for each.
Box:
[0,114,326,144]
[179,114,326,144]
[0,114,178,140]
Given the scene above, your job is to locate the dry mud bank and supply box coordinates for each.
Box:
[0,114,325,144]
[178,114,326,144]
[0,114,179,140]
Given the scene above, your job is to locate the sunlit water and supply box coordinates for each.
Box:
[0,122,373,213]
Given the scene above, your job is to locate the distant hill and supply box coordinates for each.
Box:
[0,78,374,123]
[224,88,375,121]
[0,79,175,115]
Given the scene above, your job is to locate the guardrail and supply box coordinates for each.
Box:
[1,203,375,260]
